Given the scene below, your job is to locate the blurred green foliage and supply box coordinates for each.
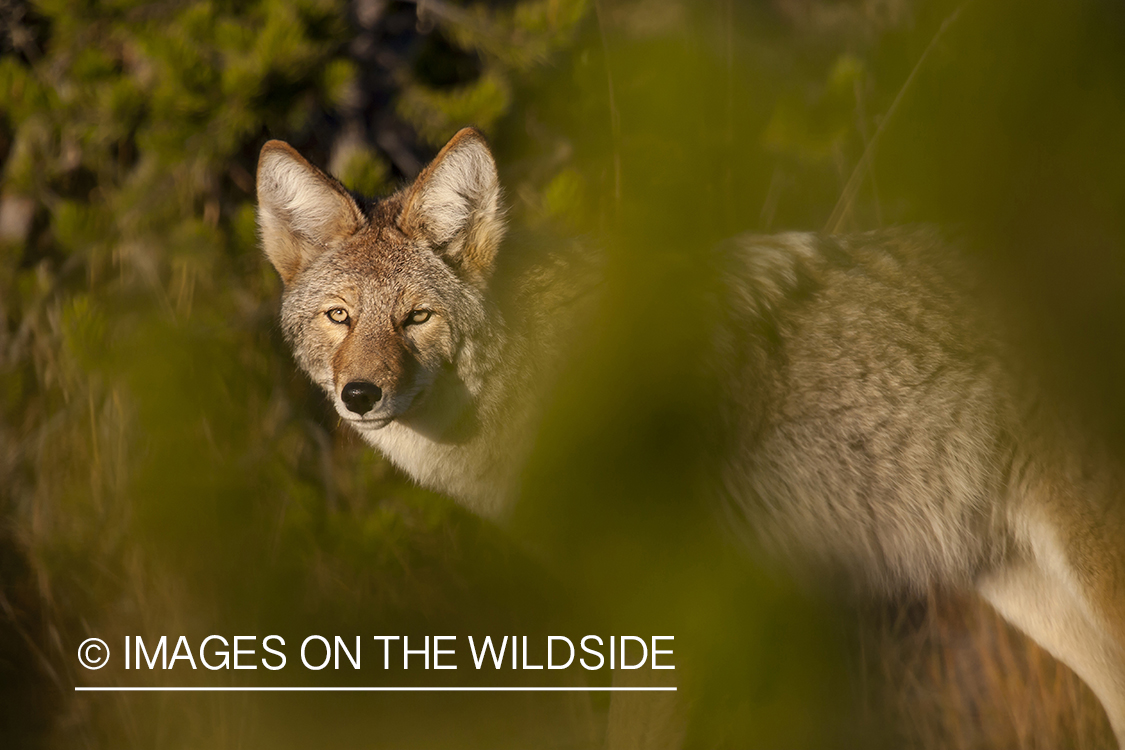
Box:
[0,0,592,746]
[2,0,1125,747]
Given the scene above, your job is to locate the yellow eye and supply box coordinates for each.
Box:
[326,308,349,324]
[407,310,432,325]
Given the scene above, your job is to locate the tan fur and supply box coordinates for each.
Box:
[257,141,365,283]
[257,128,555,518]
[258,131,1125,747]
[399,128,506,290]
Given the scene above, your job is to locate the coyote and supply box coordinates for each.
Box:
[257,128,1125,745]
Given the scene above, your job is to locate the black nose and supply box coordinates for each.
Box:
[341,381,382,415]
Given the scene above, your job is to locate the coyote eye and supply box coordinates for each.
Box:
[326,308,350,324]
[406,310,432,325]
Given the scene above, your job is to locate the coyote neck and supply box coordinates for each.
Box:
[366,254,586,519]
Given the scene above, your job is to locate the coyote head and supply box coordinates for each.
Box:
[256,129,506,439]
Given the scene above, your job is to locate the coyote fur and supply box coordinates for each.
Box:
[257,128,1125,744]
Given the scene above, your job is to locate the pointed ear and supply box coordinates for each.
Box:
[399,128,506,288]
[256,140,365,284]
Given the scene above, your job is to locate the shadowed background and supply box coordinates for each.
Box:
[2,0,1125,747]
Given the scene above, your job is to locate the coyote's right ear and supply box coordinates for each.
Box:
[256,140,364,284]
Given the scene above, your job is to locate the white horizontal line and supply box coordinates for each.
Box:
[75,686,676,692]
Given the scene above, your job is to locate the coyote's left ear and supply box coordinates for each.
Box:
[399,128,506,288]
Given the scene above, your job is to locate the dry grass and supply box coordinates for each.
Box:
[861,589,1114,750]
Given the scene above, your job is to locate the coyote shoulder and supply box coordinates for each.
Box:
[257,128,1125,744]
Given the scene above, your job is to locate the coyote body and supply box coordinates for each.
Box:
[258,129,1125,744]
[716,229,1016,594]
